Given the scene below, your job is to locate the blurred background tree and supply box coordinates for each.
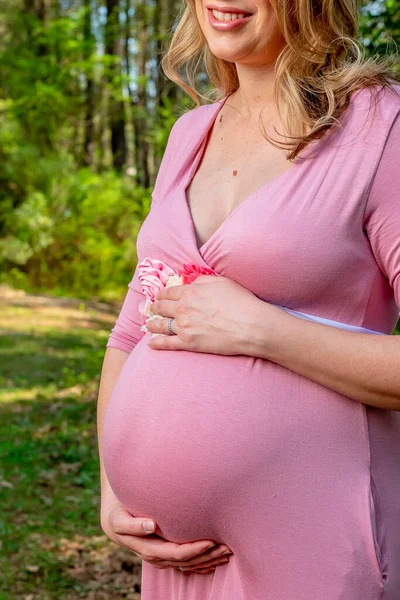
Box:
[360,0,399,53]
[0,0,398,303]
[0,0,187,302]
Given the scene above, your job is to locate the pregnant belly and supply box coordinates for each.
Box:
[102,334,367,544]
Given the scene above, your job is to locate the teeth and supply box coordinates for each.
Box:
[212,9,248,21]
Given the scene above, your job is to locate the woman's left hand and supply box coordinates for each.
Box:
[146,275,264,355]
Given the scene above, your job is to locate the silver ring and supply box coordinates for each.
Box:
[179,566,184,571]
[167,317,176,335]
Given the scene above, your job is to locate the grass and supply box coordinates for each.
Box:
[0,288,141,600]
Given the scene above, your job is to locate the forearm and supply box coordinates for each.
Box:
[245,302,400,411]
[97,347,130,513]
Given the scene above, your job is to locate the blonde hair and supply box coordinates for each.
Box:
[161,0,400,160]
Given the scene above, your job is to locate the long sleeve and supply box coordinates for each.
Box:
[363,108,400,310]
[106,264,145,353]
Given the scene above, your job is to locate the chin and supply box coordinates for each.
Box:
[206,41,251,64]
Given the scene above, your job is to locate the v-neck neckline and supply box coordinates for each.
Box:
[181,93,313,258]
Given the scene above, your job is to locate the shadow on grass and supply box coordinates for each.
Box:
[0,329,109,398]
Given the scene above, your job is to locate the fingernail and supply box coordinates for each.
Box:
[143,520,155,532]
[222,550,232,555]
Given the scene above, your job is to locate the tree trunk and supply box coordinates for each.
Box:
[105,0,127,171]
[82,0,96,166]
[134,1,150,188]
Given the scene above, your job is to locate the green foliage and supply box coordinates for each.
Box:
[39,168,151,301]
[0,10,84,151]
[0,154,152,300]
[0,0,182,300]
[359,0,400,57]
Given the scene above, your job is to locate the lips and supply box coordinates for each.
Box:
[206,5,253,14]
[207,8,253,30]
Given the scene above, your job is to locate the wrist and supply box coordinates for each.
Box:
[242,299,293,361]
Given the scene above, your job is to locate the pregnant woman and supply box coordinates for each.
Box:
[97,0,400,598]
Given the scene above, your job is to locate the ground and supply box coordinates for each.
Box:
[0,285,142,600]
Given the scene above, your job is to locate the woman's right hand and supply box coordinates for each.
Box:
[101,501,233,574]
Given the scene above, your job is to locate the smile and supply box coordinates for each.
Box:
[207,7,253,30]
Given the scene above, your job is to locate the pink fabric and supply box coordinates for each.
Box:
[103,85,400,600]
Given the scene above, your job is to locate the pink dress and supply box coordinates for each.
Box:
[102,85,400,600]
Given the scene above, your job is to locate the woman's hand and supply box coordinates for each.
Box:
[101,501,233,574]
[146,275,263,355]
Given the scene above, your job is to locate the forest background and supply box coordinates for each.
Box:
[1,0,399,302]
[0,1,399,599]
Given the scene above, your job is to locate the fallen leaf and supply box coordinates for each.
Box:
[26,565,40,573]
[0,479,14,488]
